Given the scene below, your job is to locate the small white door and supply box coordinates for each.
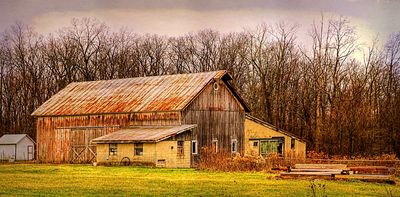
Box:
[27,145,34,160]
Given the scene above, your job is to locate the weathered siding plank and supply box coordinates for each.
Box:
[182,79,245,155]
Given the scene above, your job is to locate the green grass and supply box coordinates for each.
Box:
[0,164,398,196]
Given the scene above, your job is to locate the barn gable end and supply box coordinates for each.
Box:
[182,77,247,156]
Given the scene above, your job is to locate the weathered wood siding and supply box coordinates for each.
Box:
[182,79,245,155]
[36,112,181,163]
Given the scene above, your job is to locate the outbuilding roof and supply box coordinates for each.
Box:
[32,70,250,116]
[0,134,34,145]
[91,125,197,143]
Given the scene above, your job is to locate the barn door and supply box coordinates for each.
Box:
[69,128,107,164]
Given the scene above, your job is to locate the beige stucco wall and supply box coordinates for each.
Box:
[244,118,306,160]
[96,140,191,168]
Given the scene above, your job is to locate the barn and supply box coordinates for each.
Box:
[244,115,306,160]
[0,134,35,161]
[31,70,250,166]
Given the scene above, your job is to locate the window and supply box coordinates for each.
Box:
[177,141,184,157]
[109,144,117,155]
[253,141,258,147]
[134,143,143,156]
[291,138,295,149]
[191,140,198,154]
[212,139,218,153]
[260,137,285,156]
[231,139,237,153]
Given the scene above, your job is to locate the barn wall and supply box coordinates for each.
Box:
[36,112,181,163]
[182,79,245,155]
[244,118,306,159]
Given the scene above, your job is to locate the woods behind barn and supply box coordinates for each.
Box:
[0,17,399,157]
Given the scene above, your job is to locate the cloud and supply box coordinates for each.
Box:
[0,0,399,45]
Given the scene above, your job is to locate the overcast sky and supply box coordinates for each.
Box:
[0,0,399,47]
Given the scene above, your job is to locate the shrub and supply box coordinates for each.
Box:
[197,147,291,172]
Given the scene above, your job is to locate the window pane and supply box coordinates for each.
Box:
[291,138,295,149]
[191,140,197,154]
[109,144,117,155]
[134,143,143,156]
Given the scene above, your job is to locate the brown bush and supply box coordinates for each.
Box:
[197,147,291,172]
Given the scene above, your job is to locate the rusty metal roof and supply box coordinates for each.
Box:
[91,125,196,143]
[32,70,240,116]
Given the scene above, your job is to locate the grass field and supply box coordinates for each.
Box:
[0,164,398,196]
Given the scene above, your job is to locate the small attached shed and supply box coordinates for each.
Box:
[244,115,306,160]
[92,125,196,167]
[0,134,35,161]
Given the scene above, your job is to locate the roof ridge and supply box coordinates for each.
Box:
[31,70,231,116]
[70,70,227,84]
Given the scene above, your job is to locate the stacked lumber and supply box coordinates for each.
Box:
[280,164,347,180]
[349,166,389,175]
[279,164,396,184]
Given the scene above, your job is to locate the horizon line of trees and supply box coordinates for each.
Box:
[0,17,399,156]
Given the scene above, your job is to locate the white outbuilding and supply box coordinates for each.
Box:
[0,134,35,161]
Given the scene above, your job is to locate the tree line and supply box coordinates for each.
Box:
[0,17,399,156]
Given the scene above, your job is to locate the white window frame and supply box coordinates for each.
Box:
[212,139,218,153]
[231,139,238,153]
[191,140,198,155]
[109,143,118,156]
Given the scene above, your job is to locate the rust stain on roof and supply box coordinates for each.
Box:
[32,71,230,116]
[91,124,197,143]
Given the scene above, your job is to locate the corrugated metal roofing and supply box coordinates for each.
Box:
[0,134,31,145]
[32,71,230,116]
[91,125,197,143]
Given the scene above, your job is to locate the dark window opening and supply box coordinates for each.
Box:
[231,139,237,153]
[253,141,258,146]
[134,143,143,156]
[191,140,198,154]
[109,144,117,155]
[277,142,283,155]
[291,138,295,149]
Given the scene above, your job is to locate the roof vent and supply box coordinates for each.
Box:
[213,82,219,91]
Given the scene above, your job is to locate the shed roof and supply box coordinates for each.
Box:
[32,70,250,116]
[0,134,34,145]
[245,114,306,143]
[91,125,196,143]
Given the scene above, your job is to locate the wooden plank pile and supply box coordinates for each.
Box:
[280,164,396,184]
